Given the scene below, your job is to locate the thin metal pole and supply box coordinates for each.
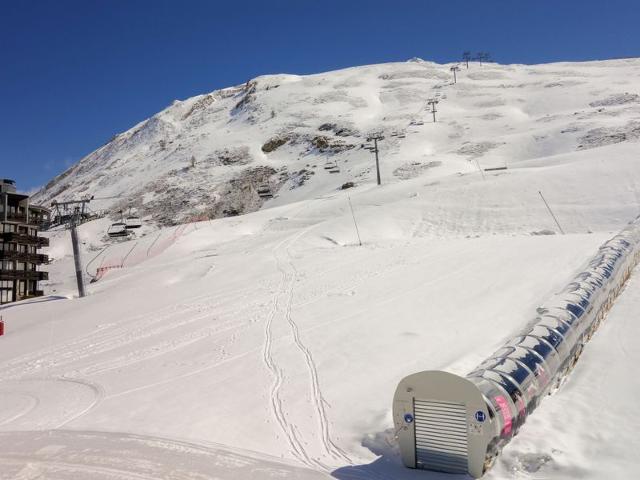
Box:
[474,159,485,181]
[70,211,86,297]
[538,191,565,235]
[374,138,381,186]
[348,196,362,246]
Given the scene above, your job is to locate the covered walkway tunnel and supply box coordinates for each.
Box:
[393,216,640,477]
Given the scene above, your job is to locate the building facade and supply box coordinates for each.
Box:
[0,179,50,304]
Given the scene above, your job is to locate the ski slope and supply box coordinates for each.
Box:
[33,57,640,228]
[2,58,640,479]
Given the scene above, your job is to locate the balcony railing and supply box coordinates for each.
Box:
[0,270,48,281]
[4,213,27,223]
[22,290,45,299]
[1,232,49,247]
[0,250,49,264]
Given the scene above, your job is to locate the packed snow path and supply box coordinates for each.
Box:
[0,430,328,480]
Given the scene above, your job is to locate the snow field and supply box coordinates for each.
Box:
[2,58,640,479]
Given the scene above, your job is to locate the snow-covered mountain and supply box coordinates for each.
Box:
[4,59,640,480]
[34,58,640,227]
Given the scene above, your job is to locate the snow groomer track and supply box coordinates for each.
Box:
[393,215,640,478]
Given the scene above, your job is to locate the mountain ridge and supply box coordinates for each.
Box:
[33,57,640,228]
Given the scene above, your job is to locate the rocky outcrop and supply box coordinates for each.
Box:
[262,136,289,153]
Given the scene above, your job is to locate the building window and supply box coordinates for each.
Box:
[0,289,11,304]
[2,260,14,270]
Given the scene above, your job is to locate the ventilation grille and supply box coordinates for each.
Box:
[414,399,468,474]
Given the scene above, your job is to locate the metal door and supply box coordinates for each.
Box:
[414,399,469,474]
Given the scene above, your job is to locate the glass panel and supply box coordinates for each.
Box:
[566,303,584,318]
[528,326,561,349]
[512,335,561,372]
[539,314,571,335]
[490,358,530,386]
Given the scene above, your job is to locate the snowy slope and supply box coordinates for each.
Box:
[2,58,640,479]
[33,58,640,228]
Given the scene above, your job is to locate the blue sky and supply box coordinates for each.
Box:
[1,0,638,193]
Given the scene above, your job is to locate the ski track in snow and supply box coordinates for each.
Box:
[0,286,256,380]
[282,239,353,466]
[262,225,356,472]
[0,378,104,431]
[262,229,323,470]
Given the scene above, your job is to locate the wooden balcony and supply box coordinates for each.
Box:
[4,214,47,226]
[0,250,49,265]
[0,270,48,281]
[1,232,49,247]
[23,290,45,299]
[5,213,27,223]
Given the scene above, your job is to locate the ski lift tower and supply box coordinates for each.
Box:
[365,134,384,185]
[427,98,439,123]
[51,197,93,227]
[51,197,94,298]
[450,65,461,84]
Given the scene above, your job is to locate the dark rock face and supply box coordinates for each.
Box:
[393,161,442,180]
[132,166,282,226]
[577,121,640,150]
[318,122,358,137]
[231,81,260,122]
[311,136,330,150]
[217,146,252,165]
[309,136,355,154]
[289,169,314,189]
[589,93,639,108]
[262,137,289,153]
